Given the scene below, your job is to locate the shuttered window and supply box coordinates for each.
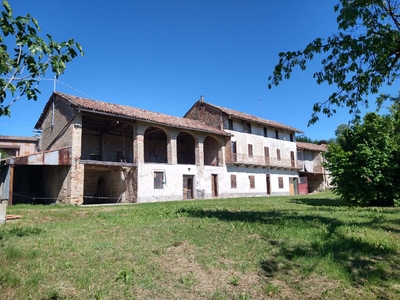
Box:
[264,147,270,165]
[248,144,253,158]
[231,175,237,189]
[249,175,255,189]
[278,176,284,189]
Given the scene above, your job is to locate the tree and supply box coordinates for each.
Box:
[324,111,400,206]
[334,124,349,137]
[295,135,318,144]
[268,0,400,125]
[0,0,83,116]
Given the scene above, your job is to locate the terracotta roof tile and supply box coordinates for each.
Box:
[296,142,327,152]
[36,92,230,136]
[197,101,303,133]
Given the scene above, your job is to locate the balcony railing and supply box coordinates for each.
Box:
[297,160,324,173]
[231,153,299,169]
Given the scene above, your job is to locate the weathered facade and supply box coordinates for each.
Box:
[184,99,303,196]
[0,135,39,158]
[2,92,306,205]
[297,142,330,193]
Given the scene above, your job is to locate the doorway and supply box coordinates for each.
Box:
[183,175,194,199]
[289,177,299,195]
[211,174,218,197]
[266,174,271,195]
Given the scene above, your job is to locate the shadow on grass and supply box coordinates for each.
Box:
[178,207,400,287]
[290,197,350,207]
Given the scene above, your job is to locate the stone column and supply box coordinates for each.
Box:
[196,135,205,167]
[69,113,84,205]
[168,131,178,165]
[133,123,145,164]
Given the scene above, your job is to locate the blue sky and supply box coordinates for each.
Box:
[0,0,391,140]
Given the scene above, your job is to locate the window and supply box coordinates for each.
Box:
[228,119,233,130]
[154,171,164,189]
[263,127,268,137]
[290,151,295,167]
[249,175,255,189]
[248,144,253,158]
[231,175,237,189]
[290,133,294,142]
[246,122,251,133]
[231,141,237,162]
[278,176,284,189]
[277,149,281,161]
[275,130,279,139]
[264,146,270,165]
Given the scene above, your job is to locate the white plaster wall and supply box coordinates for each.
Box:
[225,166,298,197]
[137,163,227,203]
[137,162,299,203]
[226,126,297,162]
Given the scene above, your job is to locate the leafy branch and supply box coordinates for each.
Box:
[268,0,400,125]
[0,0,84,116]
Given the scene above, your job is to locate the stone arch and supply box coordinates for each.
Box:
[144,127,168,163]
[177,132,196,164]
[204,136,220,166]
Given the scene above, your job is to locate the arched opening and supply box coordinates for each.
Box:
[144,127,168,163]
[177,132,195,164]
[204,136,220,166]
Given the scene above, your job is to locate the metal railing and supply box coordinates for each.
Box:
[231,153,299,169]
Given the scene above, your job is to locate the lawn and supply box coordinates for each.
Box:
[1,191,399,299]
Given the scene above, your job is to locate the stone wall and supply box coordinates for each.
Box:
[40,94,77,151]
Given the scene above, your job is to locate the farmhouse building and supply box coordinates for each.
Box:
[297,142,330,193]
[1,92,305,205]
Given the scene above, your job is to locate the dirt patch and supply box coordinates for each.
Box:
[136,240,264,299]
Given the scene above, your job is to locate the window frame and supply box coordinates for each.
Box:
[278,176,284,189]
[154,170,165,189]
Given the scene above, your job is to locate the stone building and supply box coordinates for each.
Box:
[1,92,304,205]
[297,142,330,193]
[0,135,39,158]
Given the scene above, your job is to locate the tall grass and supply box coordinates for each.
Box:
[1,191,399,299]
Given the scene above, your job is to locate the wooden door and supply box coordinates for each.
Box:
[266,174,271,195]
[211,174,218,197]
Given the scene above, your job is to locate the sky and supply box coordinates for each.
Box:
[0,0,394,140]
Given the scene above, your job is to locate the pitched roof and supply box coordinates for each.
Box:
[187,100,303,133]
[0,135,38,142]
[296,142,327,152]
[35,92,230,136]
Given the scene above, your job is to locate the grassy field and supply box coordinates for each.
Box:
[1,191,400,299]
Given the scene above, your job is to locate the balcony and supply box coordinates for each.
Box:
[298,160,324,174]
[230,153,300,169]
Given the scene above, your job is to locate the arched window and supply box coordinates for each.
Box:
[204,136,220,166]
[177,132,195,164]
[144,127,168,163]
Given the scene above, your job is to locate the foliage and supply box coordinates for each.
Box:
[268,0,400,125]
[0,148,8,159]
[295,135,318,144]
[334,123,349,137]
[0,0,83,117]
[325,112,400,206]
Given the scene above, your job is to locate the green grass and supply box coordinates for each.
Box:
[1,191,399,299]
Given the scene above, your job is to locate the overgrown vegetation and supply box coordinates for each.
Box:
[1,192,399,299]
[325,107,400,206]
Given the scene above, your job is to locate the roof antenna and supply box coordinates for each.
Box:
[259,98,262,117]
[53,76,56,92]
